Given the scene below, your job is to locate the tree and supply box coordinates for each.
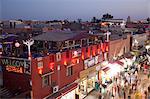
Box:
[147,17,150,24]
[77,19,82,23]
[91,17,97,23]
[102,13,113,20]
[18,19,23,22]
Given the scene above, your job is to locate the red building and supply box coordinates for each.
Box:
[0,30,109,99]
[30,31,109,99]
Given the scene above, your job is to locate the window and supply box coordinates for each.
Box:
[42,75,51,87]
[37,61,43,69]
[56,52,61,61]
[66,66,73,76]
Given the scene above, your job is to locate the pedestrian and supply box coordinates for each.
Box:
[128,95,131,99]
[99,94,102,99]
[123,90,126,99]
[144,91,148,99]
[117,85,120,96]
[114,86,117,96]
[148,86,150,93]
[99,85,102,93]
[129,89,132,94]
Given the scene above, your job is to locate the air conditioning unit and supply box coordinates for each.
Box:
[53,86,59,93]
[56,52,61,62]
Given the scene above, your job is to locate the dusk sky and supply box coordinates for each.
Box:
[1,0,150,21]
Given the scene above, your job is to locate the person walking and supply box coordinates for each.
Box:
[117,85,120,97]
[123,89,126,99]
[148,86,150,93]
[99,94,102,99]
[128,95,131,99]
[144,91,148,99]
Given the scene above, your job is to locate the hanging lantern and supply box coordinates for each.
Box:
[15,42,20,47]
[82,54,84,60]
[72,59,76,65]
[101,43,105,52]
[49,63,54,71]
[88,47,90,58]
[106,44,109,52]
[38,68,43,74]
[64,60,67,66]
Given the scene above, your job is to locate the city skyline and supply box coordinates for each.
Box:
[1,0,150,21]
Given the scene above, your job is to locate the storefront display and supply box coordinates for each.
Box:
[61,90,76,99]
[79,65,96,99]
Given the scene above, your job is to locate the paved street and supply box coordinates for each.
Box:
[85,70,150,99]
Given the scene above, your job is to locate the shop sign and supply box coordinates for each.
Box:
[88,58,95,67]
[101,61,108,67]
[84,58,95,68]
[96,65,101,71]
[84,56,100,68]
[0,57,31,74]
[84,60,88,67]
[37,61,43,69]
[88,72,96,78]
[72,49,81,58]
[98,54,103,63]
[95,56,98,64]
[80,65,96,79]
[6,65,23,73]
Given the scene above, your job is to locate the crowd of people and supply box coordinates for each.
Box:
[98,61,150,99]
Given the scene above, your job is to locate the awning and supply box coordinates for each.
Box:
[102,67,110,72]
[46,83,77,99]
[116,60,124,66]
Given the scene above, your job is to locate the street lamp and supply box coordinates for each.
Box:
[15,42,20,48]
[23,39,34,60]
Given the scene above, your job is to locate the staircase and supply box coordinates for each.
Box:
[0,87,13,98]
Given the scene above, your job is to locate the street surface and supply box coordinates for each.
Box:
[85,70,150,99]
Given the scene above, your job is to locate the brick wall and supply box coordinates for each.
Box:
[109,34,131,60]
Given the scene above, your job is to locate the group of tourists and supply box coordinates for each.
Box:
[98,62,150,99]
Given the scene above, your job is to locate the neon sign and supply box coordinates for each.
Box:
[6,65,23,73]
[0,57,31,74]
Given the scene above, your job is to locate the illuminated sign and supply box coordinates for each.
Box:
[6,66,23,73]
[84,58,95,68]
[0,57,31,74]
